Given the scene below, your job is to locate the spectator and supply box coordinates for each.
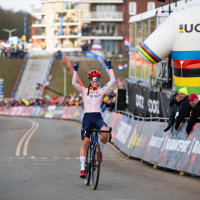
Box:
[186,94,200,138]
[174,87,192,134]
[164,91,181,132]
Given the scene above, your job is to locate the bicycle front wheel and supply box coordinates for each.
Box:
[91,142,100,190]
[85,143,91,186]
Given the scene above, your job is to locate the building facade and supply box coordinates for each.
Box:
[31,0,169,54]
[31,0,89,51]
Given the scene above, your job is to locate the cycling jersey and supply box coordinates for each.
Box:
[72,69,115,113]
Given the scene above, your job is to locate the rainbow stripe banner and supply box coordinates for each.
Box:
[179,24,184,33]
[139,43,161,64]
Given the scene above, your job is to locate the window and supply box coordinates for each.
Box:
[147,2,155,11]
[130,23,135,47]
[51,3,55,12]
[129,2,137,15]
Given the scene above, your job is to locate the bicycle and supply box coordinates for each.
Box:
[84,126,112,190]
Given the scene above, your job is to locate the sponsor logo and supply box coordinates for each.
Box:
[191,141,200,154]
[164,139,191,153]
[148,99,159,114]
[179,24,200,33]
[136,94,144,109]
[90,94,101,98]
[128,125,138,148]
[148,136,164,148]
[115,121,132,145]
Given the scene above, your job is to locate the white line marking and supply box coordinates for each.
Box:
[34,160,54,162]
[42,157,48,159]
[16,120,36,156]
[31,156,35,159]
[33,163,55,165]
[75,157,80,159]
[23,121,39,156]
[53,157,59,159]
[65,158,71,159]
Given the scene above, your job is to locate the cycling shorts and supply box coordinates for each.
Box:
[81,112,108,140]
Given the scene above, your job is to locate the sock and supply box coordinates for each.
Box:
[80,156,86,171]
[99,141,106,152]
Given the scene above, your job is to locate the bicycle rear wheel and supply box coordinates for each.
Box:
[85,143,91,185]
[91,142,100,190]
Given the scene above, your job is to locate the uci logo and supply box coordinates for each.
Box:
[179,24,200,33]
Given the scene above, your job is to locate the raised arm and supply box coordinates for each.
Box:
[72,62,84,93]
[101,59,116,94]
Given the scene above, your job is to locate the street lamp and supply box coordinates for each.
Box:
[62,66,67,96]
[2,29,17,43]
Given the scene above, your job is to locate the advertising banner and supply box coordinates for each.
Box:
[67,106,77,119]
[20,107,27,117]
[72,106,83,121]
[110,113,123,142]
[10,107,18,116]
[113,116,135,151]
[142,122,169,164]
[62,106,71,119]
[130,121,158,159]
[127,81,172,118]
[103,111,113,127]
[15,106,24,116]
[122,120,144,156]
[39,107,47,118]
[180,124,200,175]
[25,106,34,117]
[45,106,56,119]
[4,107,12,116]
[157,123,197,171]
[53,106,64,119]
[0,107,4,115]
[31,106,42,117]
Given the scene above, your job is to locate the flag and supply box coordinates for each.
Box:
[124,37,130,51]
[118,64,124,72]
[118,64,128,72]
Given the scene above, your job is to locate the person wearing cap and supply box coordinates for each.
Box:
[186,94,200,138]
[174,87,192,134]
[164,91,181,132]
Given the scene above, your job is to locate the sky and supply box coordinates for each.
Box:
[0,0,41,13]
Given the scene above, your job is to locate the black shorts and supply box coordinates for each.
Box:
[81,112,108,140]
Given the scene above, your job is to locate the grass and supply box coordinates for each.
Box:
[0,59,24,97]
[43,57,129,97]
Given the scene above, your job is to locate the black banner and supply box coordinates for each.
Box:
[127,81,172,118]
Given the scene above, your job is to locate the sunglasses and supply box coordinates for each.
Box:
[90,77,100,82]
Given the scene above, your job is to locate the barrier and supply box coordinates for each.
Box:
[0,106,199,176]
[156,123,198,171]
[142,122,168,164]
[182,124,200,175]
[130,121,158,159]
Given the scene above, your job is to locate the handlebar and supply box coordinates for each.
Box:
[84,127,112,142]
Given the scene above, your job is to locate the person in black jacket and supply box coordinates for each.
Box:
[164,91,181,132]
[186,94,200,138]
[174,87,192,134]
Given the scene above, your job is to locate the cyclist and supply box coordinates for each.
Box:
[72,59,115,178]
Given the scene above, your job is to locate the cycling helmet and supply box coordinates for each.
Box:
[88,70,101,79]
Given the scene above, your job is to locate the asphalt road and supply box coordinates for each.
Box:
[0,116,199,200]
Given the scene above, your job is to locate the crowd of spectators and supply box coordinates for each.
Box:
[0,42,27,59]
[0,81,125,113]
[165,87,200,138]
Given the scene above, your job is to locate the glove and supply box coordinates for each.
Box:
[104,59,113,69]
[73,62,79,71]
[164,126,171,132]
